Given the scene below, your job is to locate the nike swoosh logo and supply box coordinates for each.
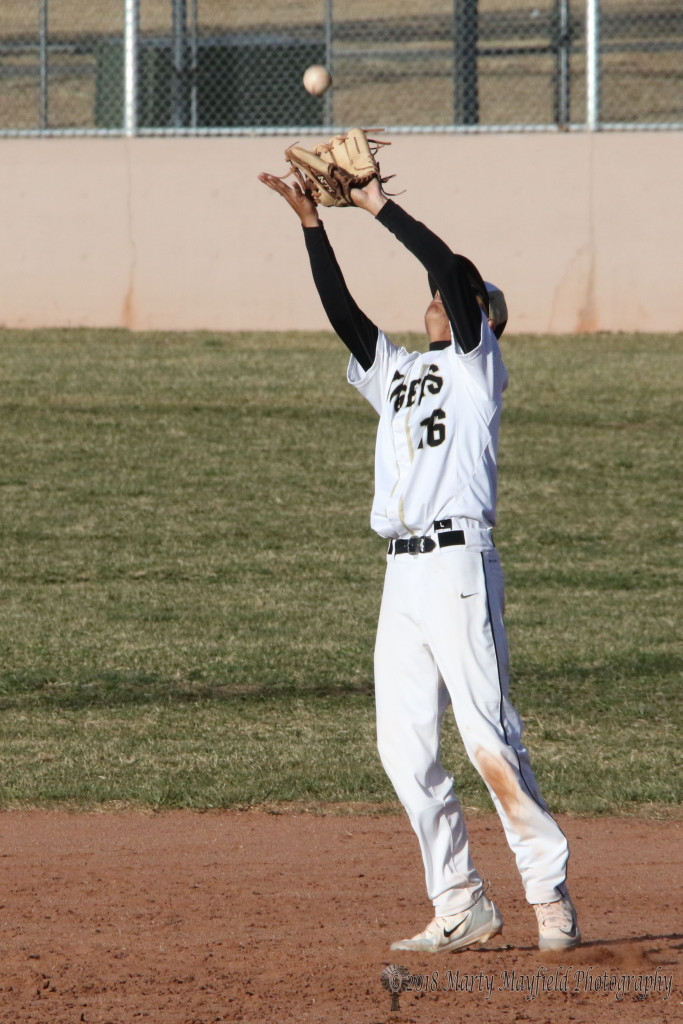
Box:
[443,918,467,938]
[460,592,478,599]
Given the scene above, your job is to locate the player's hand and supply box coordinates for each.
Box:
[258,172,320,227]
[350,177,388,216]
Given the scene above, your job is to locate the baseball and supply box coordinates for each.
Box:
[303,64,332,96]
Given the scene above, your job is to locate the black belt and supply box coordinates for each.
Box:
[388,530,465,555]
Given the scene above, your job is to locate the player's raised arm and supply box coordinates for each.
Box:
[351,181,484,353]
[258,172,320,227]
[258,172,379,371]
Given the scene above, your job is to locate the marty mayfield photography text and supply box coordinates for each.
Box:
[402,965,673,1002]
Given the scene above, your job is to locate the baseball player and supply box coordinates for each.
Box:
[258,169,581,954]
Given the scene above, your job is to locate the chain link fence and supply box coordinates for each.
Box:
[0,1,681,134]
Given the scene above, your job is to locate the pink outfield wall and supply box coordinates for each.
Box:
[0,132,681,334]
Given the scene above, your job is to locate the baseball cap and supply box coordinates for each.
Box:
[484,281,508,339]
[427,260,508,338]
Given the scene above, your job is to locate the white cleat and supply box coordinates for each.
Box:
[534,894,581,951]
[390,893,503,953]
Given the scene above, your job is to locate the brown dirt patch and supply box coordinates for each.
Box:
[0,810,680,1023]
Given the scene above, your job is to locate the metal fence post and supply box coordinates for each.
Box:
[172,0,189,128]
[190,0,199,129]
[586,0,600,129]
[553,0,572,128]
[453,0,479,126]
[123,0,139,135]
[324,0,333,128]
[39,0,49,130]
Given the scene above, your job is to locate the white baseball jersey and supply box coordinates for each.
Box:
[347,312,508,540]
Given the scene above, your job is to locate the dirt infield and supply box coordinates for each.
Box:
[0,811,679,1024]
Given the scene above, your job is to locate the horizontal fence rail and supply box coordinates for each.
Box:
[0,0,681,135]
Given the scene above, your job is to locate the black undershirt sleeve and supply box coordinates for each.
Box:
[375,200,484,354]
[302,223,379,372]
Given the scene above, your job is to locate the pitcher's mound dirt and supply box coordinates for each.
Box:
[0,810,680,1023]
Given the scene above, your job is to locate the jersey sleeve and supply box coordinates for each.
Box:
[452,318,509,400]
[347,330,405,415]
[375,201,485,354]
[302,223,379,371]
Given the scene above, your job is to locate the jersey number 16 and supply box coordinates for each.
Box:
[418,408,446,449]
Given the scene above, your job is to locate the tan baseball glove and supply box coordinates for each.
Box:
[284,127,393,207]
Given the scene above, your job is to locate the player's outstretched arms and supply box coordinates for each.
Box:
[258,172,320,228]
[349,182,462,301]
[259,173,379,370]
[357,191,483,354]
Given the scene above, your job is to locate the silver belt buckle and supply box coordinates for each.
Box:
[410,536,436,554]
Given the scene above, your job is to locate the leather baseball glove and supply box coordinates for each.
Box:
[284,127,393,207]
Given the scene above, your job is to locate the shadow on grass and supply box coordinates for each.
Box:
[0,667,375,711]
[1,648,681,713]
[513,650,682,714]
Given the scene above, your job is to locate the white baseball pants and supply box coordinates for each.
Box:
[374,543,569,917]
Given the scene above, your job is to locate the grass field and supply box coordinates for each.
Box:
[0,328,680,815]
